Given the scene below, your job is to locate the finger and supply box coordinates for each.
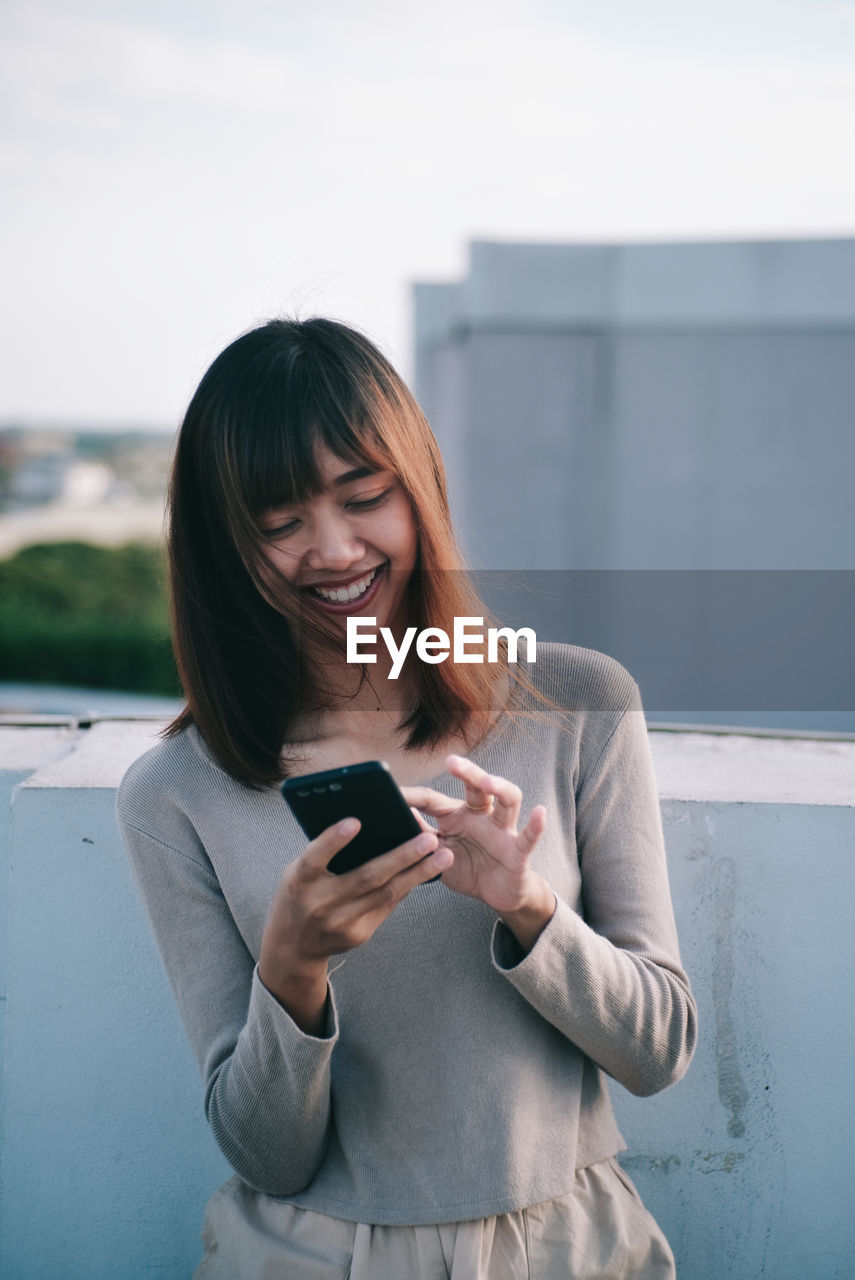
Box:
[409,805,437,834]
[339,828,441,899]
[483,774,522,829]
[447,756,523,826]
[443,755,494,812]
[358,844,455,918]
[516,804,547,853]
[300,817,362,877]
[400,784,460,819]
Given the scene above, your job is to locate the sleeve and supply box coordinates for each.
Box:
[119,809,339,1197]
[490,693,698,1097]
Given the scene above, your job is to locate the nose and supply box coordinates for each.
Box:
[304,509,364,571]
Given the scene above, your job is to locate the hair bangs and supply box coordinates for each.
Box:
[303,336,395,480]
[232,347,389,525]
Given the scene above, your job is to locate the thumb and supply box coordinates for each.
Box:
[301,817,362,874]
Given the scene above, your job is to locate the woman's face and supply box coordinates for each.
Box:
[256,443,419,636]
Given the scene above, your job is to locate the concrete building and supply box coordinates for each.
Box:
[414,237,855,571]
[413,239,855,729]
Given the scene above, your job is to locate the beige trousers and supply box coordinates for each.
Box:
[194,1158,676,1279]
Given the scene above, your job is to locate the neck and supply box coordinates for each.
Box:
[298,638,418,721]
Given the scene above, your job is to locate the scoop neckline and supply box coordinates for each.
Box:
[411,709,512,789]
[185,676,518,792]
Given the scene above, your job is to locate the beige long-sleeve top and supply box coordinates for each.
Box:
[117,643,697,1226]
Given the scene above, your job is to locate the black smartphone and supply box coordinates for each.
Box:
[281,760,427,875]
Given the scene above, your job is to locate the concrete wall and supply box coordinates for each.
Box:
[412,238,855,736]
[2,721,854,1278]
[611,732,855,1278]
[0,728,79,1094]
[413,238,855,572]
[0,723,231,1280]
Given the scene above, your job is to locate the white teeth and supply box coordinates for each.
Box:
[313,566,379,602]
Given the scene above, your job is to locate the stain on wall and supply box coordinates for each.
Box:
[713,856,749,1139]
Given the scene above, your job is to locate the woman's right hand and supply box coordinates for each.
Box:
[258,819,453,1033]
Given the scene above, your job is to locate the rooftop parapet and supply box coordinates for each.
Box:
[1,721,853,1279]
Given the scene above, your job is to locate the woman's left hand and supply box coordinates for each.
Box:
[401,755,555,945]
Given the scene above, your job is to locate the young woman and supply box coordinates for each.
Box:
[118,317,697,1279]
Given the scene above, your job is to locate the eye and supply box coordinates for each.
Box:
[260,518,299,539]
[347,488,392,510]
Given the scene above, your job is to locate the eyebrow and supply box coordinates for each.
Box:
[332,465,380,486]
[258,466,383,523]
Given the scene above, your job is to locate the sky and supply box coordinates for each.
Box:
[2,0,855,427]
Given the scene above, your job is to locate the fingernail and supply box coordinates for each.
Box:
[339,818,359,836]
[434,847,453,869]
[416,832,437,854]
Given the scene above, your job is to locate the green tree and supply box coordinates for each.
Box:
[0,542,180,695]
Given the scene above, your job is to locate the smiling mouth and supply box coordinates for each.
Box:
[304,563,387,612]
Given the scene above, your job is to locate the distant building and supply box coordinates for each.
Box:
[0,426,173,556]
[414,238,855,570]
[413,239,855,728]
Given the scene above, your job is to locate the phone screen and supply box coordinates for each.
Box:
[281,760,424,875]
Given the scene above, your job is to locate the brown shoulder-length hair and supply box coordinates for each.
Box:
[165,317,519,788]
